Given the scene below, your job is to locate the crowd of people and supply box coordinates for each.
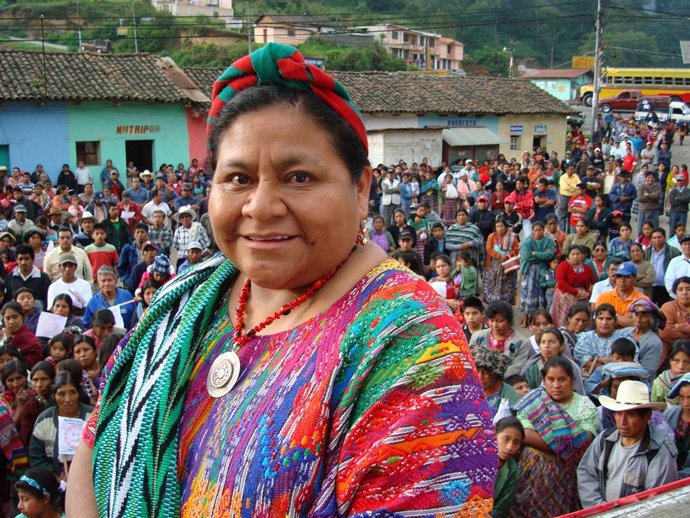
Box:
[366,115,690,516]
[0,159,218,517]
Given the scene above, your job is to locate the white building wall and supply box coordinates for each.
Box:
[378,130,443,167]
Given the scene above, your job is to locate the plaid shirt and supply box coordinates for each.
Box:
[148,225,173,254]
[172,222,210,258]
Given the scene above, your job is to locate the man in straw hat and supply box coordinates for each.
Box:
[577,380,677,506]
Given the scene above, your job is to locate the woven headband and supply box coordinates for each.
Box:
[207,42,368,154]
[19,475,49,495]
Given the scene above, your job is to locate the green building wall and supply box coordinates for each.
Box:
[68,102,190,189]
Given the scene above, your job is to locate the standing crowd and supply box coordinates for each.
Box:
[367,114,690,517]
[0,158,216,517]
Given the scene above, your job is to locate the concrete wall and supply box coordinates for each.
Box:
[497,114,567,159]
[68,101,190,189]
[0,102,69,178]
[253,25,315,46]
[367,129,443,167]
[185,107,208,168]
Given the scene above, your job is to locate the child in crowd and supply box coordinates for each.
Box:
[520,327,585,394]
[455,250,478,299]
[492,416,524,518]
[664,373,690,477]
[653,339,690,404]
[471,346,518,415]
[607,222,633,261]
[607,210,624,241]
[461,296,487,342]
[504,374,530,398]
[85,223,119,278]
[131,280,159,328]
[668,221,685,250]
[46,333,74,368]
[539,256,558,309]
[585,336,637,395]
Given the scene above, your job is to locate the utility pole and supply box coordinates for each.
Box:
[77,0,82,49]
[40,15,48,98]
[591,0,604,135]
[132,1,139,53]
[246,1,252,54]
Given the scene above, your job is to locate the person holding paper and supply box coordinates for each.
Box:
[30,371,92,476]
[82,267,134,330]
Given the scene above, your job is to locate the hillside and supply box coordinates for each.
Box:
[0,0,687,71]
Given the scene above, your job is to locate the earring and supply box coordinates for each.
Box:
[356,224,368,246]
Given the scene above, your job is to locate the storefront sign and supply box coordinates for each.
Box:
[116,125,161,135]
[447,119,478,127]
[534,124,548,134]
[510,125,523,134]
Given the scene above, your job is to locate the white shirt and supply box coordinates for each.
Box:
[664,254,690,298]
[141,200,172,227]
[590,278,614,304]
[47,277,93,309]
[74,166,93,186]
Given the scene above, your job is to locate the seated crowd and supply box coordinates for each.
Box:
[368,116,690,517]
[0,159,216,517]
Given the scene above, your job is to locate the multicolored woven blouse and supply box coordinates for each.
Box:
[87,258,497,517]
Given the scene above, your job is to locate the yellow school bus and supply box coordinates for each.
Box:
[579,67,690,106]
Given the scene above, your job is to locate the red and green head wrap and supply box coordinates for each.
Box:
[207,42,368,154]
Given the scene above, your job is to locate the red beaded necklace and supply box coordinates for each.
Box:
[232,246,355,348]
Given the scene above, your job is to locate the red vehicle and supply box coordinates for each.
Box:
[598,90,642,113]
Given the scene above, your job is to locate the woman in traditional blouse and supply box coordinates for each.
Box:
[551,246,595,327]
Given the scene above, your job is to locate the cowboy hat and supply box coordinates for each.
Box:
[139,169,153,180]
[172,205,197,223]
[47,206,63,216]
[78,211,96,224]
[598,380,666,412]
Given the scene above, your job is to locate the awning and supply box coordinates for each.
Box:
[442,127,504,147]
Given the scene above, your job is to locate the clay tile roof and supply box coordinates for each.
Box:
[331,72,573,115]
[524,68,592,79]
[0,51,192,103]
[182,68,573,115]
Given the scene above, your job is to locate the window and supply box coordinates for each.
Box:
[447,44,452,54]
[391,31,398,41]
[510,136,520,151]
[76,141,100,166]
[287,29,295,37]
[402,32,409,43]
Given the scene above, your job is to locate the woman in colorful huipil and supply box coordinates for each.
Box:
[420,169,439,213]
[518,221,555,325]
[67,43,497,518]
[483,218,519,305]
[510,357,598,518]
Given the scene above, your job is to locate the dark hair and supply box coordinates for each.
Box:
[609,258,623,267]
[457,250,476,268]
[505,374,527,386]
[629,242,643,253]
[51,294,74,313]
[531,220,545,230]
[49,333,74,355]
[1,358,27,385]
[537,327,565,346]
[611,337,637,358]
[99,333,122,367]
[486,300,513,323]
[672,276,690,294]
[456,208,468,217]
[209,85,369,182]
[595,303,617,319]
[619,222,632,231]
[52,370,80,396]
[134,222,148,232]
[640,220,655,231]
[2,301,24,319]
[652,227,666,238]
[675,221,686,230]
[13,287,35,301]
[30,361,56,381]
[544,214,558,225]
[15,467,64,511]
[435,254,452,267]
[14,244,34,260]
[74,334,96,351]
[495,415,525,438]
[541,356,574,380]
[56,359,83,389]
[57,226,72,236]
[92,308,115,328]
[0,346,25,364]
[669,340,690,361]
[92,223,106,233]
[462,296,484,313]
[529,309,553,326]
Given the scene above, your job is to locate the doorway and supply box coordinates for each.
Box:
[532,136,545,151]
[125,140,154,173]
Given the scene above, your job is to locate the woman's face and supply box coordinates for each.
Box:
[55,383,80,416]
[629,246,643,262]
[620,226,631,240]
[595,310,616,337]
[575,221,587,236]
[539,332,564,360]
[74,342,96,369]
[394,212,405,225]
[17,489,50,518]
[489,314,510,336]
[497,427,523,462]
[436,260,451,278]
[373,218,384,231]
[4,371,26,394]
[31,369,53,398]
[16,292,34,313]
[632,310,651,331]
[529,314,550,335]
[532,225,544,240]
[546,220,557,233]
[28,234,41,249]
[678,385,690,414]
[51,300,70,317]
[456,212,468,225]
[593,245,606,261]
[85,184,93,195]
[642,224,653,237]
[3,308,23,335]
[568,311,590,334]
[495,221,506,235]
[478,367,499,392]
[543,366,573,403]
[210,106,370,290]
[676,281,690,306]
[670,351,690,376]
[568,248,583,265]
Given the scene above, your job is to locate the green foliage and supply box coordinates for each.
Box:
[169,42,250,67]
[579,28,660,68]
[464,46,509,77]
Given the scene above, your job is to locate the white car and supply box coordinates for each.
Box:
[668,101,690,124]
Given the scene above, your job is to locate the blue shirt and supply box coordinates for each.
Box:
[651,248,665,286]
[124,186,149,205]
[83,288,135,329]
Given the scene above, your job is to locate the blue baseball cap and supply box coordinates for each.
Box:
[615,262,638,277]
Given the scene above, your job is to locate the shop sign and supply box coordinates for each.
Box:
[510,125,523,134]
[447,119,478,127]
[116,125,161,135]
[534,124,548,134]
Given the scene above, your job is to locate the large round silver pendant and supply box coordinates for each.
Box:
[206,351,241,398]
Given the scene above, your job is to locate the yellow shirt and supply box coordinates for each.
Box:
[559,173,581,197]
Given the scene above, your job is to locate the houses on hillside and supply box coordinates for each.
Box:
[0,50,571,183]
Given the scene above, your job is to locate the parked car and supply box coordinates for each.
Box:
[567,111,585,128]
[80,39,112,54]
[598,90,641,113]
[634,96,671,123]
[668,101,690,124]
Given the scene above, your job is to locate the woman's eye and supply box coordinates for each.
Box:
[290,172,311,184]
